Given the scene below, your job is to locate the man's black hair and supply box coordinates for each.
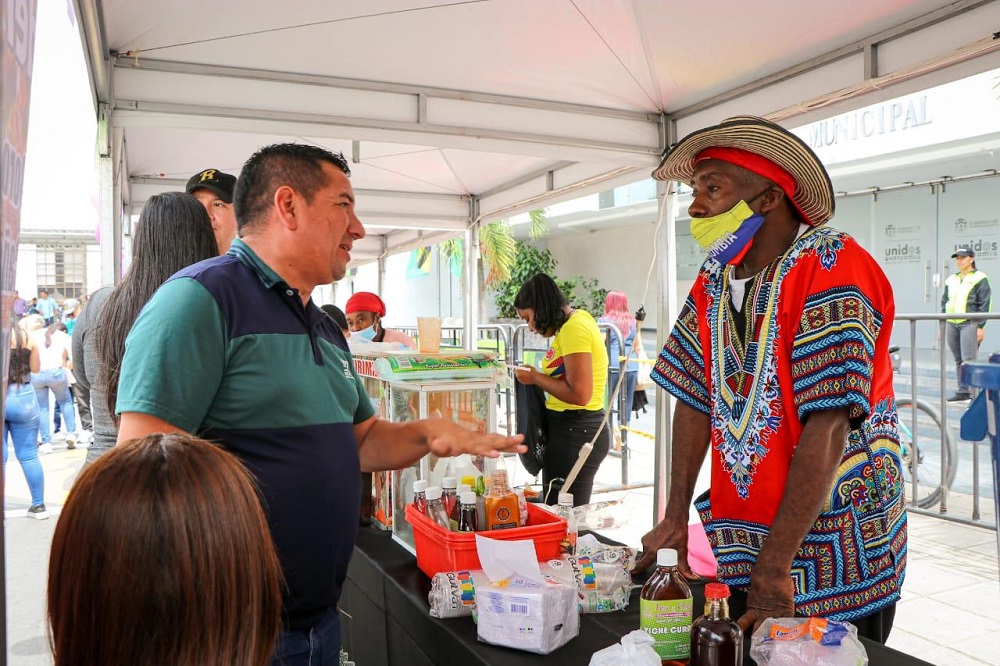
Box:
[234,143,351,232]
[514,273,569,336]
[320,304,349,331]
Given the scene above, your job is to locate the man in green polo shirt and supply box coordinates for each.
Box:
[115,143,525,665]
[942,244,992,402]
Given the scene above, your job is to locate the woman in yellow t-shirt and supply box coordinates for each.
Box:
[513,273,610,506]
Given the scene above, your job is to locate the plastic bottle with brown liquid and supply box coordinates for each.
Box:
[457,491,479,532]
[484,468,520,530]
[640,548,693,665]
[690,582,742,666]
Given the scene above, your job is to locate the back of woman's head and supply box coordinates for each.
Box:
[48,433,282,666]
[514,273,569,336]
[98,191,219,417]
[602,290,635,337]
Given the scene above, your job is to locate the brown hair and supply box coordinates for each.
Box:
[48,433,282,666]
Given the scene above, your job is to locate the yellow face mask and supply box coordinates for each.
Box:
[690,196,767,265]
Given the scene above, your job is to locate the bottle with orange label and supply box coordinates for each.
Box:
[484,463,520,530]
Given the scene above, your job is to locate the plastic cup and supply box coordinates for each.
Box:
[417,317,442,353]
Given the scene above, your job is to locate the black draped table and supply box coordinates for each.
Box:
[340,528,932,665]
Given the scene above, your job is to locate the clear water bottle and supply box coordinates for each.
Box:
[555,492,577,556]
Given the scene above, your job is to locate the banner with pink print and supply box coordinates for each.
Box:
[1,0,38,395]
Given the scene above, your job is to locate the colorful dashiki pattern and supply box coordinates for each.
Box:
[653,225,907,621]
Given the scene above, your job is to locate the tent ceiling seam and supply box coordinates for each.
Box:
[118,1,491,55]
[568,0,659,110]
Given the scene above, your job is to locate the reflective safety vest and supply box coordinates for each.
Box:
[943,270,992,324]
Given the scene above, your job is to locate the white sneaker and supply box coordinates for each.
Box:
[39,443,53,455]
[66,433,77,449]
[52,432,66,442]
[27,504,49,520]
[77,429,93,444]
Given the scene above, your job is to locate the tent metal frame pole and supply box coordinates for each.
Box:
[463,201,480,352]
[75,0,111,108]
[376,237,388,297]
[127,177,469,203]
[110,100,659,161]
[653,111,678,528]
[110,56,660,123]
[97,103,117,284]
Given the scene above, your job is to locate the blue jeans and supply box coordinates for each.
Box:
[272,608,341,666]
[3,383,45,505]
[31,369,76,443]
[608,369,638,426]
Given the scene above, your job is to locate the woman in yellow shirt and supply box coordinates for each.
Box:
[514,273,610,505]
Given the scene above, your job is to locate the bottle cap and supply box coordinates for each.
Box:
[413,480,428,493]
[458,484,472,494]
[557,492,574,506]
[425,486,442,501]
[442,476,457,489]
[460,491,478,504]
[657,548,678,567]
[705,583,731,600]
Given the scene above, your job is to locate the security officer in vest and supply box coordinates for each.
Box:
[942,244,991,401]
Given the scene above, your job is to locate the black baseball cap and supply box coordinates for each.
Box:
[185,168,236,203]
[951,245,975,258]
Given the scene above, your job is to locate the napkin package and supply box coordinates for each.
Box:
[476,575,579,654]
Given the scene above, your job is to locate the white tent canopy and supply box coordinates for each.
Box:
[76,0,1000,265]
[74,0,1000,516]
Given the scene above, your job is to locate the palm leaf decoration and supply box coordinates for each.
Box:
[479,219,517,287]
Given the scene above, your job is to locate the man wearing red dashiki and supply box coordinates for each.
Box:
[638,116,905,643]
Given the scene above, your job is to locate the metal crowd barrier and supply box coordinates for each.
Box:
[894,312,1000,532]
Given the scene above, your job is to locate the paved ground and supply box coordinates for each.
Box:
[5,399,999,664]
[4,440,83,665]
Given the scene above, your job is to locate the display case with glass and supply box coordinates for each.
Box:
[353,352,499,553]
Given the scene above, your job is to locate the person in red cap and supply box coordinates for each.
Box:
[344,291,416,348]
[639,116,905,643]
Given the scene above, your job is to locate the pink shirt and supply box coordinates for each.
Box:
[381,328,416,349]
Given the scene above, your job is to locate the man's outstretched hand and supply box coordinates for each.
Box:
[423,417,526,458]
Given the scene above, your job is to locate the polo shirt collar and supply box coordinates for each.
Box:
[228,238,288,290]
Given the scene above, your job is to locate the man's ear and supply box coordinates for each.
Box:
[757,187,786,216]
[274,185,298,230]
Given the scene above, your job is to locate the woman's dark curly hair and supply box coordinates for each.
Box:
[514,273,569,337]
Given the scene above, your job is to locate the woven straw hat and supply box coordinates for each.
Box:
[652,115,835,226]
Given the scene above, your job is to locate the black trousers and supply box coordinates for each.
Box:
[541,408,610,506]
[71,382,92,431]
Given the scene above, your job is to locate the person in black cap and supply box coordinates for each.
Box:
[942,244,991,401]
[186,168,238,253]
